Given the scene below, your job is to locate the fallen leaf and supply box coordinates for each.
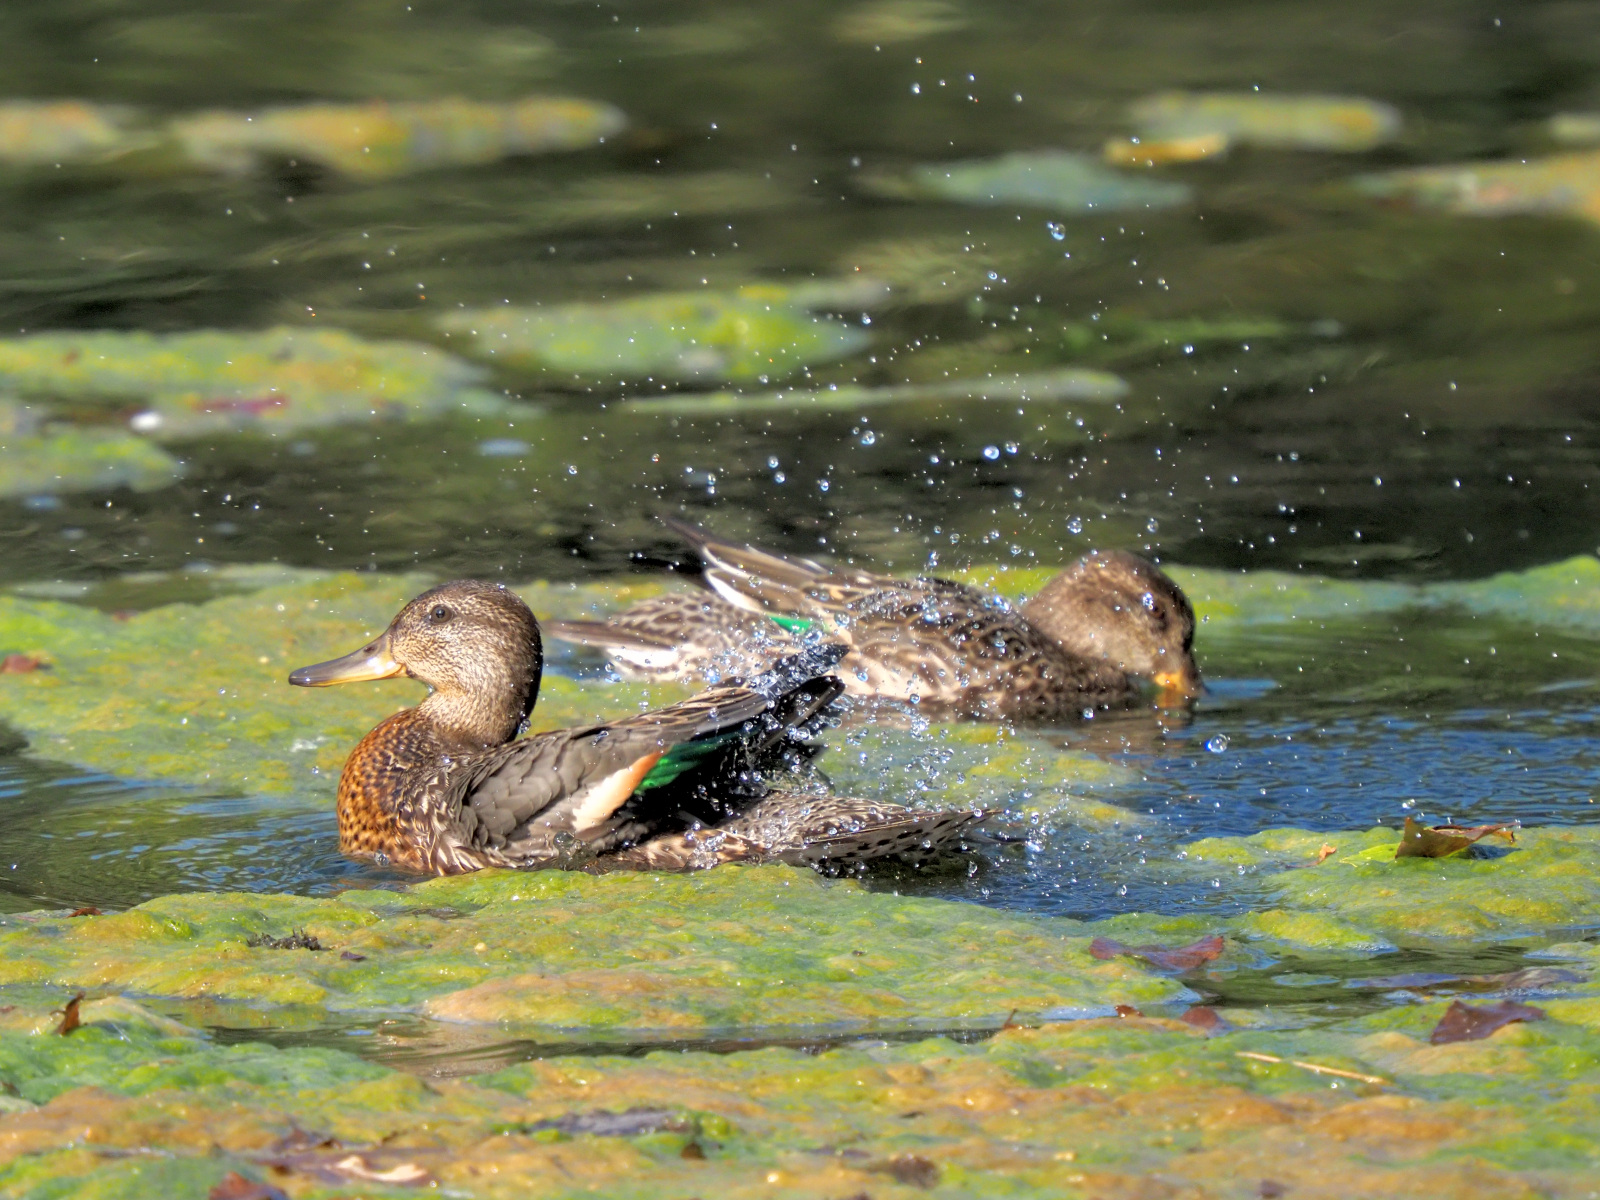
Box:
[0,654,46,673]
[54,992,83,1036]
[1395,817,1516,858]
[1258,1182,1289,1199]
[1114,1004,1144,1018]
[680,1141,706,1160]
[339,950,367,961]
[209,1172,288,1200]
[1180,1005,1231,1034]
[1090,933,1225,971]
[66,906,101,917]
[869,1154,940,1188]
[1429,999,1546,1044]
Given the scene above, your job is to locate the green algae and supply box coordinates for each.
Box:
[1182,826,1600,951]
[1129,92,1403,153]
[0,416,181,497]
[0,327,504,440]
[1357,150,1600,225]
[168,96,626,178]
[875,150,1192,213]
[436,284,876,384]
[0,867,1187,1032]
[619,367,1128,415]
[1,1001,1598,1198]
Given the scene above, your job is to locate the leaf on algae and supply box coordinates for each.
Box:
[1089,934,1224,972]
[168,97,626,178]
[876,150,1191,213]
[0,327,504,439]
[623,367,1128,415]
[209,1172,287,1200]
[1128,92,1402,153]
[52,993,82,1036]
[1356,151,1600,225]
[437,284,876,383]
[1429,999,1546,1045]
[1395,817,1516,859]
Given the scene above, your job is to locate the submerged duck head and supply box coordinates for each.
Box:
[1021,550,1200,700]
[288,580,543,747]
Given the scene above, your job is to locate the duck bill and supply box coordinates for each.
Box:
[1151,667,1202,706]
[288,635,405,687]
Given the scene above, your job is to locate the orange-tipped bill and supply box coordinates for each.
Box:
[288,636,406,687]
[1152,666,1203,706]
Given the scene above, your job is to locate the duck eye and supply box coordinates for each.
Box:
[428,604,453,623]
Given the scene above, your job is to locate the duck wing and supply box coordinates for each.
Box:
[436,644,845,870]
[547,593,799,684]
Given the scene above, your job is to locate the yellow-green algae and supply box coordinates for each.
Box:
[0,327,504,440]
[876,150,1192,213]
[0,867,1186,1028]
[0,1000,1597,1197]
[0,407,181,497]
[436,283,876,384]
[1129,92,1403,152]
[168,96,626,178]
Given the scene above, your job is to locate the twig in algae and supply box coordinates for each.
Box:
[1236,1051,1390,1087]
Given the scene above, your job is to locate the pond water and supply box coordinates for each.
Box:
[2,1,1600,1007]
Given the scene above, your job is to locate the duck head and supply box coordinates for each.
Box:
[288,580,543,747]
[1020,550,1200,701]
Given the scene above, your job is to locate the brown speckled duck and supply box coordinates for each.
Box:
[289,580,986,875]
[549,521,1200,723]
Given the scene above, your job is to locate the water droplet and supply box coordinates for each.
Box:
[1046,222,1066,241]
[1205,735,1229,753]
[982,444,1000,460]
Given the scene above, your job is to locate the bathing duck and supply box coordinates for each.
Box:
[549,520,1200,723]
[289,579,985,874]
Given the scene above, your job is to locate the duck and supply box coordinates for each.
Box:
[288,579,987,875]
[549,520,1200,723]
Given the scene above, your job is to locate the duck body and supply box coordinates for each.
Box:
[292,580,986,875]
[549,522,1200,722]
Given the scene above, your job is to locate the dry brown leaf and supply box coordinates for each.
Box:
[66,906,101,918]
[1090,933,1225,971]
[1395,817,1516,858]
[1180,1005,1231,1034]
[869,1154,940,1188]
[54,992,83,1036]
[209,1172,288,1200]
[1114,1004,1144,1018]
[0,654,46,673]
[1429,999,1546,1044]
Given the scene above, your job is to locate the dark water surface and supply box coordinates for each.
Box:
[2,0,1600,931]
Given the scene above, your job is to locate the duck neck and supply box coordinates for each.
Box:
[416,664,541,750]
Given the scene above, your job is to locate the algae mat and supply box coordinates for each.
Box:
[0,963,1598,1197]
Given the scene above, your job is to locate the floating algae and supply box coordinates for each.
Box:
[0,101,144,167]
[437,284,877,383]
[0,399,181,497]
[0,880,1597,1195]
[169,96,626,178]
[873,150,1191,213]
[621,367,1128,415]
[1128,91,1403,153]
[0,327,505,439]
[831,0,968,44]
[1357,151,1600,225]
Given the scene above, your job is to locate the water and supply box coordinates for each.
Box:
[3,1,1600,943]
